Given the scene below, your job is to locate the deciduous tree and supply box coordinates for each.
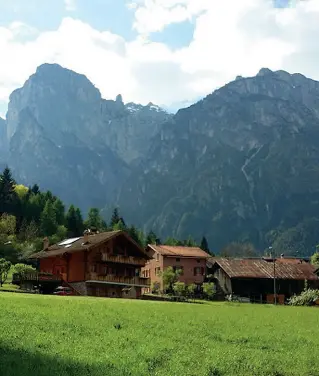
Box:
[0,258,11,286]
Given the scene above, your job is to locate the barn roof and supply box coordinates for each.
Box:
[212,257,319,281]
[29,231,148,259]
[148,244,210,258]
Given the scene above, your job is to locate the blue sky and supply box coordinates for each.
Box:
[0,0,318,118]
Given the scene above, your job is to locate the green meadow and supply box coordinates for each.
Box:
[0,293,318,376]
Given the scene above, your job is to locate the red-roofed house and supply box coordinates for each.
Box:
[142,244,210,292]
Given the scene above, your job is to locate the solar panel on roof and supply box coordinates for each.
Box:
[58,237,80,246]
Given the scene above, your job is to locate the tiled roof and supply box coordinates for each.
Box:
[149,244,210,258]
[30,231,147,259]
[212,257,319,281]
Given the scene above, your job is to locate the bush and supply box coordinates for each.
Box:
[202,282,215,300]
[152,282,161,294]
[173,282,186,297]
[288,289,319,306]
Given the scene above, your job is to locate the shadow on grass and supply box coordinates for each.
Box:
[0,343,132,376]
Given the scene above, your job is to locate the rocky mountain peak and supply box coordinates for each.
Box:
[116,94,123,103]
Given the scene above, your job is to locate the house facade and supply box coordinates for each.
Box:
[29,230,150,298]
[209,257,319,304]
[142,244,210,292]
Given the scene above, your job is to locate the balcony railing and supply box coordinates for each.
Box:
[86,273,150,286]
[100,253,146,266]
[12,272,62,285]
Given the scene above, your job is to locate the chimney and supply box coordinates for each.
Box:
[83,230,89,244]
[155,238,161,246]
[43,237,49,250]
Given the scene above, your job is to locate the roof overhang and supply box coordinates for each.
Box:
[86,280,149,288]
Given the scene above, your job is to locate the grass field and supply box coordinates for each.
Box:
[0,294,318,376]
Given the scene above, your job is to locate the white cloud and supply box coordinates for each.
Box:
[64,0,76,11]
[1,1,319,113]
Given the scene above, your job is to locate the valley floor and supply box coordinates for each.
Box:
[0,293,318,376]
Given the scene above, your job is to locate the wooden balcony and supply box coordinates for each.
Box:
[86,273,150,286]
[12,272,62,284]
[100,253,146,266]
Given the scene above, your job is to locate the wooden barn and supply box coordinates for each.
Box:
[28,230,150,298]
[209,257,319,304]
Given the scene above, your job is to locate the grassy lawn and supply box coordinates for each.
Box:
[0,294,318,376]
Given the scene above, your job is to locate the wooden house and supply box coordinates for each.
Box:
[209,257,319,303]
[29,230,150,298]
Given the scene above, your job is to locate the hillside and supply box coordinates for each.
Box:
[115,68,319,253]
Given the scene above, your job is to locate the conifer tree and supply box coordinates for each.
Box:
[40,200,58,236]
[0,167,17,215]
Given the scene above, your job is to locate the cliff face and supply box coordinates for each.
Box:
[115,68,319,251]
[6,64,170,212]
[0,117,7,169]
[6,63,319,254]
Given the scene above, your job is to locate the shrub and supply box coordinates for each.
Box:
[152,282,161,294]
[202,282,215,300]
[187,283,196,298]
[173,282,186,297]
[288,289,319,306]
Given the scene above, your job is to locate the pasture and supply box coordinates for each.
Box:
[0,293,318,376]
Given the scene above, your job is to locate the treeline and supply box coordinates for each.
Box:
[0,168,212,263]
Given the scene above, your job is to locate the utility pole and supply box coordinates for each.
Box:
[269,246,277,305]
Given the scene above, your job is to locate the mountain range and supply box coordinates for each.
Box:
[1,64,319,254]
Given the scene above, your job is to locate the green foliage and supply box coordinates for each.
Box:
[86,207,105,231]
[0,214,16,235]
[66,205,84,237]
[164,237,181,246]
[288,289,319,306]
[127,225,140,244]
[200,236,213,255]
[40,200,58,236]
[0,258,11,286]
[14,184,29,199]
[220,242,257,257]
[187,283,196,297]
[202,282,215,300]
[19,220,38,241]
[151,281,161,294]
[161,266,182,292]
[145,230,157,245]
[110,208,120,227]
[173,281,186,296]
[52,199,65,225]
[0,167,17,214]
[13,263,36,275]
[310,252,319,267]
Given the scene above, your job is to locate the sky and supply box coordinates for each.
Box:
[0,0,318,117]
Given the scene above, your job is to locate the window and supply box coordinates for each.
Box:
[194,267,202,276]
[156,253,159,261]
[155,267,161,276]
[197,259,200,264]
[91,264,97,273]
[176,258,180,262]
